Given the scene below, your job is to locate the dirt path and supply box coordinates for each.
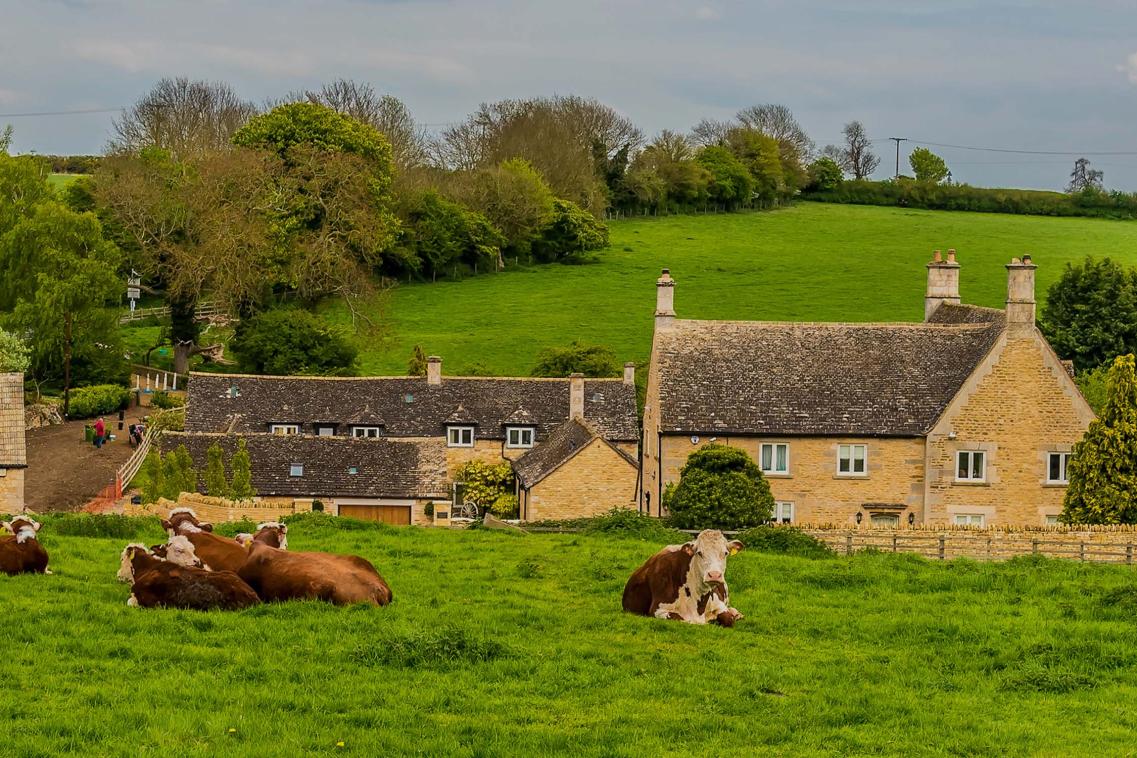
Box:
[24,415,144,512]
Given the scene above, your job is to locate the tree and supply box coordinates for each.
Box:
[407,345,428,377]
[0,328,30,374]
[531,341,619,377]
[1062,355,1137,524]
[1067,158,1104,193]
[451,158,555,260]
[231,309,358,376]
[663,444,774,530]
[909,147,950,183]
[1040,257,1137,371]
[204,443,228,498]
[141,450,166,504]
[724,129,785,206]
[825,121,880,180]
[0,139,52,239]
[629,131,710,210]
[735,104,814,161]
[394,190,505,276]
[110,77,257,160]
[163,445,198,497]
[806,157,843,192]
[0,203,122,416]
[229,438,256,500]
[696,145,753,209]
[453,459,515,516]
[531,199,609,262]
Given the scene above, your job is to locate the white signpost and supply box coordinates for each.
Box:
[127,270,141,315]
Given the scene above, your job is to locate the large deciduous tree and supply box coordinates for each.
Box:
[909,147,950,183]
[1041,257,1137,371]
[824,121,880,180]
[1062,355,1137,524]
[1067,157,1104,193]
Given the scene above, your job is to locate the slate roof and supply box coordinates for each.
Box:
[185,374,639,442]
[513,418,637,487]
[162,432,449,499]
[655,306,1005,437]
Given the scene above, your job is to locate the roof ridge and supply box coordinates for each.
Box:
[189,372,627,382]
[669,318,999,330]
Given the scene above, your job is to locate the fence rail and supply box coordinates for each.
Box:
[119,300,226,324]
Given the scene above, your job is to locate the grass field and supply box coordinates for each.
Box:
[47,173,85,190]
[5,515,1137,755]
[317,203,1137,376]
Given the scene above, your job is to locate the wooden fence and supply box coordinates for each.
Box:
[131,365,188,393]
[119,300,226,324]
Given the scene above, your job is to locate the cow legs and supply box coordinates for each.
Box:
[127,594,139,608]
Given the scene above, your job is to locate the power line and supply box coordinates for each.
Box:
[0,106,123,118]
[908,139,1137,157]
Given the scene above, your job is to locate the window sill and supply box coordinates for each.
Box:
[952,480,989,486]
[762,472,792,479]
[834,474,869,480]
[1043,482,1068,488]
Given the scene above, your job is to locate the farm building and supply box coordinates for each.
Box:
[640,253,1095,528]
[0,373,26,515]
[170,364,640,524]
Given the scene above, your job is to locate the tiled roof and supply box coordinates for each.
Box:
[513,418,637,487]
[162,432,448,499]
[655,311,1005,437]
[185,374,639,442]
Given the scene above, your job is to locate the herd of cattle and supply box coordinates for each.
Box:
[0,509,745,625]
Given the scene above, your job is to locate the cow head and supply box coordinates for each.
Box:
[254,522,288,550]
[164,536,204,569]
[3,516,42,544]
[233,533,254,548]
[681,530,744,589]
[161,507,213,536]
[117,543,150,583]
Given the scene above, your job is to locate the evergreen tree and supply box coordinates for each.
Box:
[407,344,428,377]
[1062,354,1137,523]
[205,443,228,497]
[141,450,166,505]
[229,438,256,500]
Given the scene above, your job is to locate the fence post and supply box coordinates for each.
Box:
[1128,544,1133,565]
[938,534,946,560]
[1032,538,1039,555]
[1080,542,1086,562]
[892,533,897,553]
[845,534,853,556]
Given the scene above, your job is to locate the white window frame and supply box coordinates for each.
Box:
[836,444,868,477]
[271,424,299,436]
[772,501,795,524]
[956,450,986,482]
[447,426,475,448]
[289,463,304,477]
[1044,514,1060,526]
[759,443,790,475]
[505,426,535,449]
[870,512,900,528]
[1046,452,1071,485]
[953,513,985,527]
[316,426,336,437]
[351,426,382,439]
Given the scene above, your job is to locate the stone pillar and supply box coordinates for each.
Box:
[1005,255,1037,336]
[426,356,442,386]
[925,249,961,320]
[623,362,636,386]
[0,373,27,515]
[655,269,676,330]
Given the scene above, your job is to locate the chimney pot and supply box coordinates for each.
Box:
[623,362,636,386]
[932,250,942,263]
[569,373,585,419]
[947,249,956,263]
[925,249,961,320]
[1022,253,1032,264]
[426,356,442,385]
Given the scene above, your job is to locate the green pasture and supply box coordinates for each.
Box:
[4,516,1137,755]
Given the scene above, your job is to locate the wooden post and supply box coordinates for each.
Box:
[938,534,946,560]
[1080,542,1086,562]
[845,534,853,556]
[1032,538,1039,555]
[892,534,898,553]
[1127,544,1133,565]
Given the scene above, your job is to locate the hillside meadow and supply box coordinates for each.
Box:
[316,203,1137,376]
[4,515,1137,755]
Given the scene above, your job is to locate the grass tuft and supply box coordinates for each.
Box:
[349,625,512,669]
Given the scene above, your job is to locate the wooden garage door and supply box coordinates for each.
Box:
[339,503,411,525]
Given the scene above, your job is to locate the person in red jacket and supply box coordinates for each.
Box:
[94,417,106,448]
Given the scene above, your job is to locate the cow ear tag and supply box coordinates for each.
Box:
[729,546,739,556]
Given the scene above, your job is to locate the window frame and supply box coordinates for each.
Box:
[505,426,535,449]
[270,424,300,436]
[955,450,987,482]
[447,426,475,448]
[289,463,304,477]
[836,443,868,478]
[759,443,790,476]
[316,425,336,437]
[870,512,900,528]
[1046,452,1072,485]
[772,501,795,524]
[351,426,382,439]
[953,513,986,527]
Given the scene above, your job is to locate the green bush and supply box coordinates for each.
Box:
[527,508,684,541]
[281,511,394,532]
[232,309,358,376]
[453,460,514,512]
[211,518,259,538]
[531,341,619,378]
[66,384,130,419]
[736,526,834,559]
[531,198,608,263]
[38,513,162,539]
[149,391,185,410]
[664,444,774,530]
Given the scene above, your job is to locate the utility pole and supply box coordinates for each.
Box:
[889,137,907,178]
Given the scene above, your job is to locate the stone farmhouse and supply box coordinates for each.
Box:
[0,373,27,515]
[640,252,1095,528]
[169,358,639,524]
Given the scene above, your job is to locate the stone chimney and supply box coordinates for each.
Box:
[426,356,442,385]
[623,362,636,387]
[1005,255,1037,334]
[924,249,961,320]
[569,373,585,420]
[655,268,676,329]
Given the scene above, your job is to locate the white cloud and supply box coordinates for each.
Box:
[695,6,721,21]
[1118,52,1137,84]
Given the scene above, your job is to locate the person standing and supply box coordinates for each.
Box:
[94,417,106,449]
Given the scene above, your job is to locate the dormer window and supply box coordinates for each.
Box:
[271,424,299,436]
[506,427,535,449]
[316,425,336,437]
[289,463,304,477]
[447,426,475,447]
[351,426,382,439]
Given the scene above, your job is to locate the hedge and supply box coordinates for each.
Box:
[67,384,131,418]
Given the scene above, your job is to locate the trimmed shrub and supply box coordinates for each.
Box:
[664,444,774,530]
[736,526,834,559]
[150,391,185,410]
[67,384,130,418]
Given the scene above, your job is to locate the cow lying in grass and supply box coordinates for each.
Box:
[0,516,50,576]
[118,538,260,610]
[238,525,392,607]
[622,530,744,626]
[161,508,274,573]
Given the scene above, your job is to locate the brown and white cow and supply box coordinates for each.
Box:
[160,508,253,573]
[118,537,202,582]
[238,529,391,607]
[0,516,50,576]
[622,530,744,626]
[119,540,260,611]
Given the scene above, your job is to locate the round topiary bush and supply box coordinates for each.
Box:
[664,444,774,530]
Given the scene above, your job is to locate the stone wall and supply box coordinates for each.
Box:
[125,492,314,524]
[524,439,637,521]
[0,373,26,515]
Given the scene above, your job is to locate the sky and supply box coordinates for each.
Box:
[3,0,1137,191]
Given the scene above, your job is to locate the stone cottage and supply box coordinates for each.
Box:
[172,359,640,524]
[640,252,1095,527]
[0,373,26,515]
